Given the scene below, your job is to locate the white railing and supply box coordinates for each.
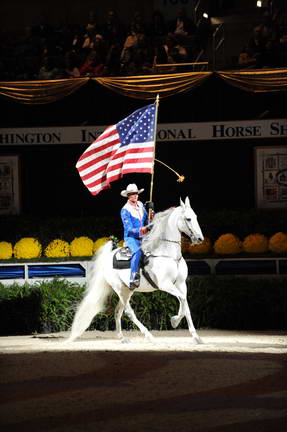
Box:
[0,257,286,286]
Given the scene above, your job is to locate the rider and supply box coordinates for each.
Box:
[120,183,152,290]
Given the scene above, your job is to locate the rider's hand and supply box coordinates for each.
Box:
[140,226,148,236]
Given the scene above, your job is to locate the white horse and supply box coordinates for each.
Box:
[68,197,204,344]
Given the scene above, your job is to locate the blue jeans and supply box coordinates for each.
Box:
[125,237,142,281]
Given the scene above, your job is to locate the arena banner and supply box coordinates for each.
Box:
[1,119,287,146]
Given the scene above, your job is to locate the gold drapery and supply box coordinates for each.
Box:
[93,71,212,99]
[0,77,89,104]
[0,69,287,104]
[216,68,287,92]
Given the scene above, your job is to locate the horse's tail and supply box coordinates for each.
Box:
[67,241,113,342]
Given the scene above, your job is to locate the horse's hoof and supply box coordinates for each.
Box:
[145,334,155,343]
[170,316,180,329]
[192,335,203,345]
[121,338,132,344]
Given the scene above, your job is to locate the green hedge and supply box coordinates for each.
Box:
[0,276,286,336]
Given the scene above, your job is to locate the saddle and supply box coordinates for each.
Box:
[113,247,133,269]
[113,247,158,289]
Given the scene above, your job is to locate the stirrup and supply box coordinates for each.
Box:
[129,281,139,291]
[129,273,140,290]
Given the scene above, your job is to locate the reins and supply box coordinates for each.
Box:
[162,238,181,246]
[147,238,182,263]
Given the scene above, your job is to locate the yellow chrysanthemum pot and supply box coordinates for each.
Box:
[269,232,287,253]
[70,236,94,257]
[14,237,42,259]
[93,237,110,253]
[0,241,13,259]
[189,237,213,255]
[214,233,242,255]
[242,233,269,253]
[44,239,70,258]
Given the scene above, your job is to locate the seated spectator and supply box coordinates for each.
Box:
[129,33,154,74]
[64,50,81,78]
[168,7,198,45]
[85,10,99,34]
[103,43,122,76]
[38,55,62,79]
[79,50,104,76]
[272,32,287,66]
[82,27,97,53]
[153,44,176,73]
[92,33,107,64]
[259,10,278,41]
[162,33,189,63]
[32,14,53,48]
[120,26,141,72]
[71,25,85,54]
[238,45,257,68]
[102,10,126,47]
[128,10,146,34]
[148,10,167,45]
[245,26,269,68]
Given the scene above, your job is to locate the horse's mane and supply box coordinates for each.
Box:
[142,207,175,252]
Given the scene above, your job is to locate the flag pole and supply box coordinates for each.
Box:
[149,94,160,214]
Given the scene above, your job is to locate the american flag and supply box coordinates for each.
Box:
[76,104,157,196]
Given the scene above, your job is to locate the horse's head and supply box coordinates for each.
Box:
[178,197,204,245]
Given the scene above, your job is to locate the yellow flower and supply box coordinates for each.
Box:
[14,237,42,259]
[189,237,213,255]
[242,233,268,253]
[44,239,70,258]
[214,233,242,255]
[93,237,110,253]
[0,241,13,259]
[70,236,94,257]
[269,232,287,253]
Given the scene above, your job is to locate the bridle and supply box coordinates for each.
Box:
[182,215,198,244]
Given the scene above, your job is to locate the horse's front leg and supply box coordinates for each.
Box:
[181,295,203,344]
[170,300,184,329]
[164,280,203,345]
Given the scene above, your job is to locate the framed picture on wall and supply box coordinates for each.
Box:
[255,146,287,209]
[0,155,20,215]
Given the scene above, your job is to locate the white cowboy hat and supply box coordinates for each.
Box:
[120,183,144,197]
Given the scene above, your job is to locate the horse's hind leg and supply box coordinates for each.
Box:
[124,301,155,342]
[114,288,154,343]
[114,289,131,342]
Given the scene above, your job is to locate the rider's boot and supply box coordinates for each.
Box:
[129,272,140,290]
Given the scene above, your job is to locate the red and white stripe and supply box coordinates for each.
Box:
[76,125,154,196]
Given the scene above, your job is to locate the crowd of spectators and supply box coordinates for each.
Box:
[0,8,207,81]
[1,4,286,81]
[237,5,287,68]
